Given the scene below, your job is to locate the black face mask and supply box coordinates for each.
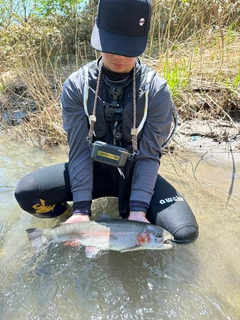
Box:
[102,66,132,81]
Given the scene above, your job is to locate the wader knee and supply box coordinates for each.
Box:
[172,225,199,243]
[15,175,68,218]
[154,205,199,244]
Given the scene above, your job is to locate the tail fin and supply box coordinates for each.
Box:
[26,228,48,254]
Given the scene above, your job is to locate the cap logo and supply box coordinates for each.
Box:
[139,18,145,26]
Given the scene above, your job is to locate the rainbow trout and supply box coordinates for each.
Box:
[26,215,174,257]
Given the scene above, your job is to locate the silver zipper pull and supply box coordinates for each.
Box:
[117,167,125,179]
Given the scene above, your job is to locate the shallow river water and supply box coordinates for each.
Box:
[0,135,240,320]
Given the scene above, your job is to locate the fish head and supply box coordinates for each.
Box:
[137,224,174,250]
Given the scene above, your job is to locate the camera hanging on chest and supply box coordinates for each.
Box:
[87,61,139,173]
[91,86,129,168]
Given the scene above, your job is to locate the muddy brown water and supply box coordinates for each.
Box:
[0,135,239,320]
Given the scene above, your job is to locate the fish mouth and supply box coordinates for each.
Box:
[162,235,174,249]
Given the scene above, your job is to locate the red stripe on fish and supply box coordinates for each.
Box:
[137,232,151,245]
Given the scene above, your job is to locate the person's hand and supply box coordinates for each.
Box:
[63,214,90,246]
[64,214,90,224]
[128,211,150,224]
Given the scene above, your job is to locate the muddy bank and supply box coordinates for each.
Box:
[173,118,240,163]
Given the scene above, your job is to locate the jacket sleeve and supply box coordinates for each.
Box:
[130,76,173,205]
[61,70,93,204]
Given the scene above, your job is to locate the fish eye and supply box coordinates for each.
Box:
[156,233,162,238]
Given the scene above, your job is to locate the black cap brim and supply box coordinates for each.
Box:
[91,24,148,57]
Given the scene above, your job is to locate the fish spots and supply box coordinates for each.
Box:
[137,232,151,245]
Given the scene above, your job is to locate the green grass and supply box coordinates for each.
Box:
[163,59,189,99]
[233,70,240,88]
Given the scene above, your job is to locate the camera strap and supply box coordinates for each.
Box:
[86,60,139,158]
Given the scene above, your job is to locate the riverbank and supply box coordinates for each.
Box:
[172,117,240,163]
[0,62,239,165]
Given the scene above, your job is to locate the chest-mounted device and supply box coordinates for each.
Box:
[91,141,129,167]
[86,61,139,168]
